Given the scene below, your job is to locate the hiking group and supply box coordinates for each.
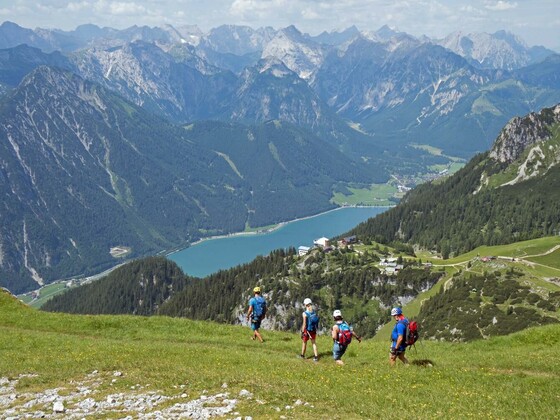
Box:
[247,286,416,365]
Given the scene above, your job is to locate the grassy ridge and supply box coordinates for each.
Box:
[1,290,559,418]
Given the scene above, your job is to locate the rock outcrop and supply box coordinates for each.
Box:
[489,104,560,164]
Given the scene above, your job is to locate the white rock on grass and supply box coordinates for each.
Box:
[1,374,251,418]
[53,400,65,413]
[239,389,253,398]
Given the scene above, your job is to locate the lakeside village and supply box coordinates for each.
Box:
[298,235,405,275]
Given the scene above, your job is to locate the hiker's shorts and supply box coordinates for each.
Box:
[251,318,262,331]
[390,346,406,356]
[332,342,347,360]
[302,331,316,342]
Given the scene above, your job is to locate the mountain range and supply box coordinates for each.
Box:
[1,21,559,157]
[1,20,560,293]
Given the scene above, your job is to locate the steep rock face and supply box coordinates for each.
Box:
[199,24,275,56]
[489,104,560,164]
[261,26,326,80]
[437,30,554,70]
[230,58,330,129]
[314,38,485,119]
[72,41,236,123]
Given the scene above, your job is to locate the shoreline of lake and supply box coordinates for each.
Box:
[169,205,390,278]
[167,205,390,255]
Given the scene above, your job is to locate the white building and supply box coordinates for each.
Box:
[313,237,330,248]
[298,246,311,256]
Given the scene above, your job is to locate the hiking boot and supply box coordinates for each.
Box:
[313,357,319,362]
[299,354,305,359]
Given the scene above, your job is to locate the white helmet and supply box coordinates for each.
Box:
[391,307,402,316]
[333,309,342,318]
[303,298,312,306]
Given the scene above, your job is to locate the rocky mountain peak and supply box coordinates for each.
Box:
[489,104,560,164]
[262,27,325,79]
[437,30,554,70]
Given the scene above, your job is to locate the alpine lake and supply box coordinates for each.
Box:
[169,206,388,278]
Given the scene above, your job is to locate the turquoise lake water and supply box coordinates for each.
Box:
[169,206,388,278]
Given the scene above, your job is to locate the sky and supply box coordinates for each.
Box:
[1,0,559,50]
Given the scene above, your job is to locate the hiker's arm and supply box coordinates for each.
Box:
[395,334,403,349]
[352,331,362,342]
[331,325,339,340]
[246,305,253,320]
[301,313,307,333]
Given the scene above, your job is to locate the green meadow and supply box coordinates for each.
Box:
[331,183,400,206]
[1,290,559,418]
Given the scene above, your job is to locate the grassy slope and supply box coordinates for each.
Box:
[1,290,559,418]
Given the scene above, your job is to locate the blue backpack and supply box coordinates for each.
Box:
[337,321,353,346]
[305,310,319,332]
[252,296,267,319]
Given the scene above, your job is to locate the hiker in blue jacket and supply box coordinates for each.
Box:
[389,307,409,366]
[247,286,267,342]
[331,309,361,365]
[300,298,319,362]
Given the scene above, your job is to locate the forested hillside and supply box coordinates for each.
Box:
[41,257,186,315]
[346,104,560,258]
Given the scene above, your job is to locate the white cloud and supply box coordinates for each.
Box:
[484,1,518,11]
[93,0,149,16]
[66,1,90,12]
[230,0,290,20]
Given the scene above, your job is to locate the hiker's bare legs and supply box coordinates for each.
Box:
[312,340,318,358]
[390,352,408,366]
[254,330,264,343]
[301,340,307,356]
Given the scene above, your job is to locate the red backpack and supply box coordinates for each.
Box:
[337,322,353,346]
[405,320,419,346]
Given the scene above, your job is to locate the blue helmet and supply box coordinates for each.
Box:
[391,307,402,316]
